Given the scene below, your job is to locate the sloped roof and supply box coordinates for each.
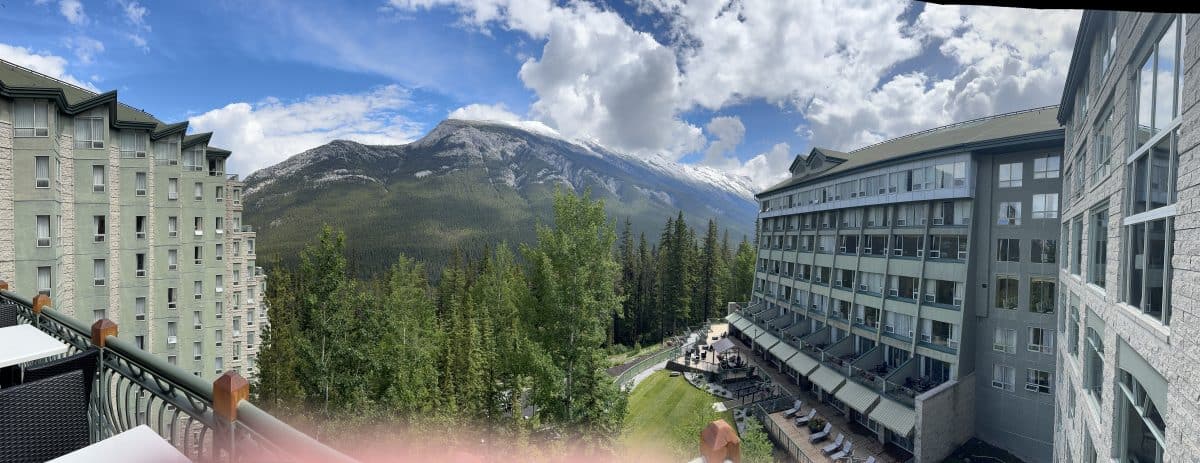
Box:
[758,106,1062,197]
[0,59,187,138]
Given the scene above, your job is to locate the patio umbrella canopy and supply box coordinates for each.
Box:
[711,338,735,354]
[699,419,741,463]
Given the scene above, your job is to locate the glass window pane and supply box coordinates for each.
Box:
[1149,135,1172,210]
[1137,52,1155,147]
[1128,223,1145,308]
[1145,219,1167,320]
[1155,20,1177,130]
[1132,155,1148,215]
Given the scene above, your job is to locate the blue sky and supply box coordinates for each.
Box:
[0,0,1080,188]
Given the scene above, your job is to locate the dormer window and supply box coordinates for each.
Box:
[14,100,49,137]
[74,115,105,149]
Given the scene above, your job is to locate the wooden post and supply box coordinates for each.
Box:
[32,294,50,315]
[90,319,118,347]
[0,280,8,291]
[213,371,250,461]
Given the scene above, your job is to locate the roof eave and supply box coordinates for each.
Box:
[1057,11,1100,124]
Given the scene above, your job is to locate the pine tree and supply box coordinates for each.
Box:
[367,255,442,418]
[697,219,722,322]
[616,218,637,345]
[253,268,304,411]
[730,236,756,302]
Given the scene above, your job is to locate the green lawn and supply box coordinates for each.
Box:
[621,371,734,456]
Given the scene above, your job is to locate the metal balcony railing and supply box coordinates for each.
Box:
[0,286,355,463]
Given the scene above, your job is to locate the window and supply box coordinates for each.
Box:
[167,322,177,344]
[167,287,177,309]
[1072,147,1086,200]
[1027,327,1053,353]
[1031,239,1056,264]
[1033,155,1060,179]
[998,202,1021,225]
[1060,222,1070,269]
[75,115,106,149]
[135,336,145,350]
[1090,206,1108,288]
[120,131,149,158]
[1071,216,1083,276]
[193,280,203,300]
[92,165,105,192]
[216,274,224,293]
[1117,354,1167,463]
[135,253,146,277]
[36,215,50,247]
[168,249,178,270]
[247,332,256,348]
[36,266,51,296]
[92,215,106,242]
[135,215,146,239]
[184,146,205,171]
[193,341,202,360]
[998,162,1022,187]
[135,297,146,320]
[34,156,50,188]
[1032,194,1059,219]
[216,186,224,202]
[194,245,203,265]
[995,276,1018,310]
[194,182,203,200]
[194,311,203,329]
[1085,324,1104,403]
[1025,369,1052,394]
[194,217,203,236]
[234,188,241,204]
[216,243,224,261]
[233,269,241,286]
[215,217,224,234]
[216,301,224,320]
[997,239,1020,262]
[986,364,1014,391]
[168,216,178,238]
[993,328,1016,354]
[1092,104,1114,183]
[93,259,106,286]
[14,100,49,137]
[215,329,224,347]
[1030,279,1055,314]
[168,178,179,200]
[135,172,147,196]
[92,308,105,322]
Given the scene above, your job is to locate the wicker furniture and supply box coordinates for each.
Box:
[0,370,89,462]
[23,349,99,400]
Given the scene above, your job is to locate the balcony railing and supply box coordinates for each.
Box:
[0,285,355,463]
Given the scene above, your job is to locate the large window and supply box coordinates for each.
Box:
[14,100,49,137]
[74,116,105,149]
[998,202,1022,226]
[34,156,50,188]
[997,238,1020,262]
[992,364,1015,391]
[1090,206,1108,288]
[1032,239,1057,264]
[35,215,50,247]
[1117,347,1166,463]
[1033,155,1060,179]
[1092,103,1114,183]
[1060,222,1071,269]
[995,276,1018,310]
[92,165,105,192]
[1030,279,1055,314]
[37,266,51,296]
[1124,16,1184,327]
[1085,323,1104,404]
[1071,216,1083,276]
[993,328,1016,354]
[120,131,148,158]
[998,162,1023,188]
[1025,368,1052,394]
[93,259,106,286]
[1027,327,1053,353]
[135,172,147,196]
[1032,194,1059,219]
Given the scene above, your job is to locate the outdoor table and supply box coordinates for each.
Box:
[0,324,69,368]
[49,425,191,462]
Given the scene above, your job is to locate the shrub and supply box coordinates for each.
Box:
[807,417,826,433]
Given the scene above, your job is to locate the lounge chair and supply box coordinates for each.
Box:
[830,440,854,460]
[808,422,832,442]
[783,399,804,417]
[793,409,816,426]
[821,433,845,454]
[0,370,89,461]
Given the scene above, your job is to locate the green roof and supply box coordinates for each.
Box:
[0,59,193,140]
[758,106,1063,197]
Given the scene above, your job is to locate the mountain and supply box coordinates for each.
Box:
[241,119,759,276]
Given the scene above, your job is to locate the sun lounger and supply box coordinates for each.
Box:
[829,441,854,460]
[821,433,845,454]
[808,422,831,442]
[793,409,816,426]
[783,399,804,417]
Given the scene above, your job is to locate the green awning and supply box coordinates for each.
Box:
[809,365,846,393]
[744,324,764,339]
[754,330,781,351]
[769,340,799,363]
[724,312,743,324]
[870,397,915,436]
[786,352,818,376]
[733,317,753,332]
[834,380,880,414]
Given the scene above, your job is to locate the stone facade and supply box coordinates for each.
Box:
[1055,12,1199,463]
[914,375,975,463]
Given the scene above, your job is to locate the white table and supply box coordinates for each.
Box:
[49,425,191,463]
[0,324,69,368]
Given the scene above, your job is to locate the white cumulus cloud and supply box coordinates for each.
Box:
[448,102,522,122]
[702,116,745,170]
[58,0,87,25]
[189,85,423,176]
[65,36,104,64]
[0,43,97,90]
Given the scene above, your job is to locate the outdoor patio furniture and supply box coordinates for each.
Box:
[23,348,100,399]
[829,440,854,460]
[793,409,816,426]
[0,369,89,461]
[783,399,804,417]
[821,433,845,454]
[808,422,832,442]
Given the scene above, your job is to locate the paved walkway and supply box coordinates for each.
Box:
[726,331,905,463]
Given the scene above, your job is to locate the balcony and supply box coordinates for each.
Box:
[0,285,354,462]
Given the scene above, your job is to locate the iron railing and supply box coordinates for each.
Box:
[0,289,356,462]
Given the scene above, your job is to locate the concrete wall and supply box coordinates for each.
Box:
[914,374,976,463]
